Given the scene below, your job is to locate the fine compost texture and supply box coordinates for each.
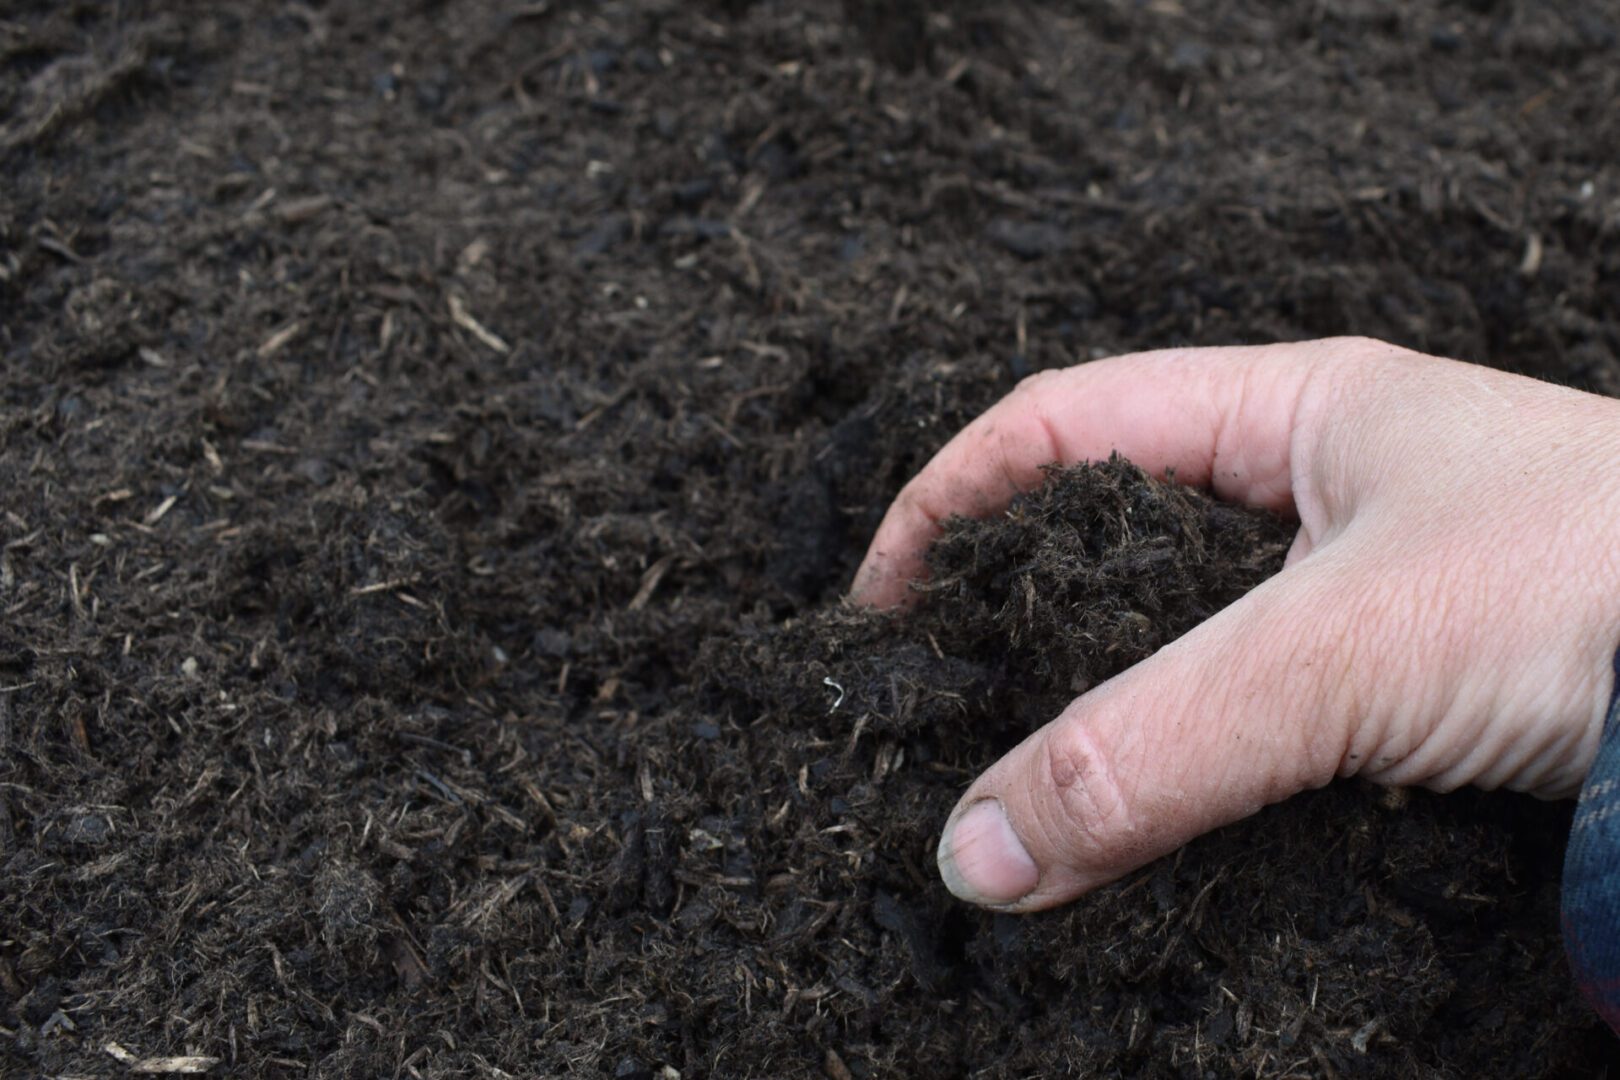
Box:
[3,0,1620,1076]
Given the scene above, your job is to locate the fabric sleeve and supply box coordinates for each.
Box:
[1562,647,1620,1034]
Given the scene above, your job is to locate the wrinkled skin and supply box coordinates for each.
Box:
[852,338,1620,911]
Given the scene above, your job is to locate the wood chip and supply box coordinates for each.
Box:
[240,439,296,455]
[627,554,676,611]
[133,1057,220,1074]
[448,293,511,354]
[144,495,178,525]
[275,194,332,224]
[1520,232,1543,277]
[351,578,416,596]
[104,1043,219,1073]
[256,321,302,358]
[37,235,84,263]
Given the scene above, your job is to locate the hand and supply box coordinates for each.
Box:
[852,337,1620,912]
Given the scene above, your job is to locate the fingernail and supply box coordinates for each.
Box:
[937,799,1038,905]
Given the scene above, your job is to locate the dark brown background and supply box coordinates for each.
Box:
[3,0,1618,1075]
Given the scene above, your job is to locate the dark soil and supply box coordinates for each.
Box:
[3,0,1619,1076]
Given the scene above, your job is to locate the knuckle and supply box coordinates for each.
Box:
[1011,368,1060,399]
[1004,370,1070,463]
[1312,337,1420,394]
[1034,722,1136,853]
[1324,334,1401,359]
[893,481,941,528]
[1300,560,1457,778]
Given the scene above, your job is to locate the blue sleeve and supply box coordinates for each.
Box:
[1563,648,1620,1033]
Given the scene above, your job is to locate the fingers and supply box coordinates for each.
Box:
[935,553,1377,910]
[851,340,1371,608]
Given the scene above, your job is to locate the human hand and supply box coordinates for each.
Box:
[851,337,1620,917]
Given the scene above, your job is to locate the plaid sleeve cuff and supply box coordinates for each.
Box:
[1562,647,1620,1033]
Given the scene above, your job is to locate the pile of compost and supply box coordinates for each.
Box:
[3,0,1617,1075]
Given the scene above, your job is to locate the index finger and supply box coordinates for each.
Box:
[850,340,1351,608]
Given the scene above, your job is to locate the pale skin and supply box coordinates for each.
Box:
[851,337,1620,911]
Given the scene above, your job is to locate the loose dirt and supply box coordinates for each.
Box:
[3,0,1618,1075]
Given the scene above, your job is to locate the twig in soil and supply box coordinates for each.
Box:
[4,523,42,547]
[239,439,296,455]
[103,1042,220,1073]
[68,563,85,617]
[698,413,742,450]
[350,578,419,596]
[521,781,558,825]
[241,187,276,214]
[737,340,789,361]
[447,293,511,354]
[256,321,302,359]
[395,730,473,766]
[627,554,676,611]
[415,769,464,805]
[572,387,633,432]
[274,194,333,225]
[40,1009,75,1036]
[36,235,84,263]
[144,494,178,525]
[1520,233,1543,278]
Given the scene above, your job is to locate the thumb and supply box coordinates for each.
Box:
[937,554,1370,910]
